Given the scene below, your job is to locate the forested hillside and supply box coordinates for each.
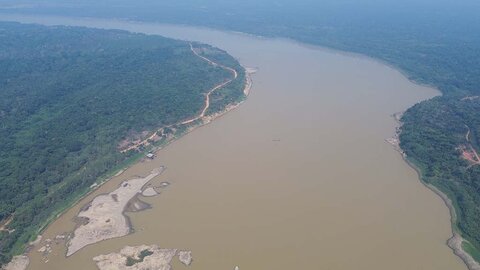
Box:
[400,97,480,259]
[0,22,245,265]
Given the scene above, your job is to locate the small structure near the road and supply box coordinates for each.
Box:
[146,153,155,159]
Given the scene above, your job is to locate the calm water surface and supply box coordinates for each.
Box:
[0,15,467,270]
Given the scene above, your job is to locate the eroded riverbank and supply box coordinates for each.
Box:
[0,14,469,270]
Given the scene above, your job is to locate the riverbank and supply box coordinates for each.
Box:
[120,43,246,153]
[3,16,462,270]
[2,39,252,270]
[389,114,480,270]
[60,61,253,261]
[66,55,253,256]
[406,158,480,270]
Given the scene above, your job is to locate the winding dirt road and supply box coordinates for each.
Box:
[120,43,239,153]
[181,43,238,125]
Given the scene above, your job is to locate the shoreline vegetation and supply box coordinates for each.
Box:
[0,5,480,268]
[0,22,250,269]
[4,16,478,266]
[387,114,480,270]
[118,42,250,154]
[61,42,253,257]
[4,36,253,270]
[408,160,480,270]
[400,98,480,267]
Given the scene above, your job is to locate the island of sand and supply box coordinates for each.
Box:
[66,167,164,256]
[93,245,192,270]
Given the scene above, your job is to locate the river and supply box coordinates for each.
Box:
[0,14,467,270]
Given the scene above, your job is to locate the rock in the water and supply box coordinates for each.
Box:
[141,187,158,197]
[177,250,193,266]
[94,245,175,270]
[159,182,170,188]
[93,245,193,270]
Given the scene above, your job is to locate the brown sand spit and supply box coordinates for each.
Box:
[93,245,192,270]
[66,167,165,256]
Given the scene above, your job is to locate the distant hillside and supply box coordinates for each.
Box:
[0,22,245,265]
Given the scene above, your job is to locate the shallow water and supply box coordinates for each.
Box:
[0,14,466,270]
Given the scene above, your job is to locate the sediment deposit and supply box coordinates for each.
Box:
[93,245,192,270]
[66,168,164,256]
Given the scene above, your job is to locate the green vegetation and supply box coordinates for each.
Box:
[400,97,480,253]
[125,249,154,266]
[202,48,246,115]
[0,22,245,265]
[463,241,480,263]
[2,0,480,262]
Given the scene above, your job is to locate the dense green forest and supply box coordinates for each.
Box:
[0,22,245,265]
[400,97,480,253]
[3,0,479,260]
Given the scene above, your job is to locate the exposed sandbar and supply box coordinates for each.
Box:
[141,187,159,197]
[93,245,192,270]
[66,167,164,256]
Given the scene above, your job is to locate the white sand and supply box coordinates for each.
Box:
[66,167,164,256]
[93,245,192,270]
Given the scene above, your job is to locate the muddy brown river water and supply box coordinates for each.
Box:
[0,15,468,270]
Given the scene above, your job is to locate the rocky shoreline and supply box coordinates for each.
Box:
[93,245,192,270]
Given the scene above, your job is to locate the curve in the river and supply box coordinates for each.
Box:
[0,15,467,270]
